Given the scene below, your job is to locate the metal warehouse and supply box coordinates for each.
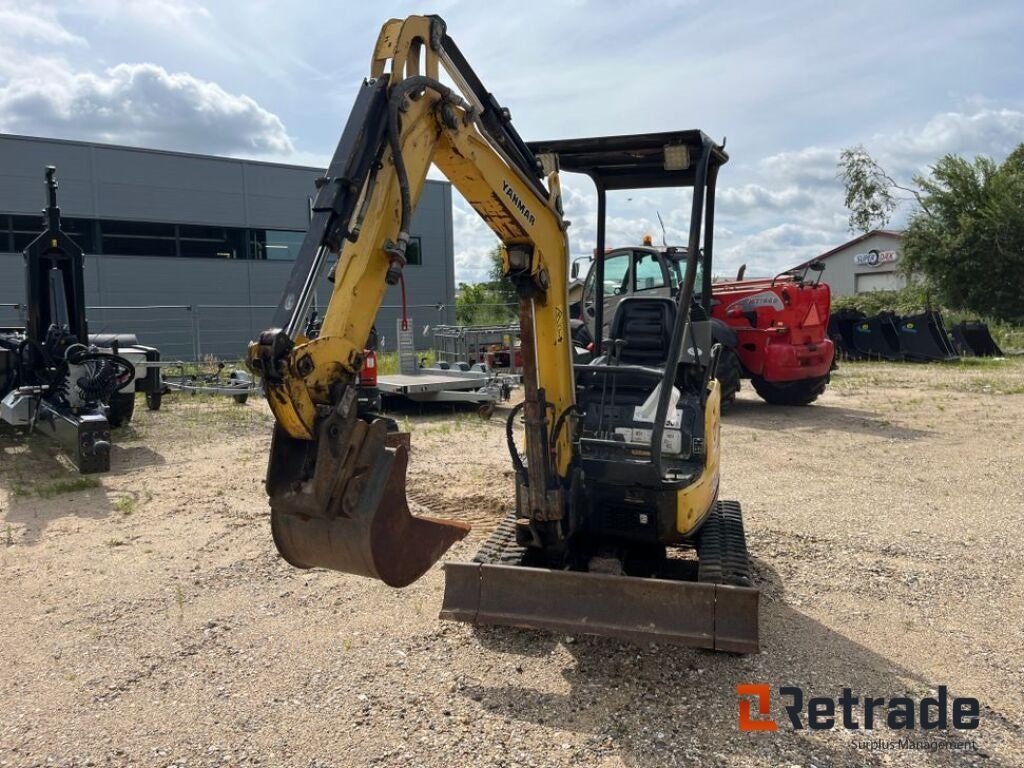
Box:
[0,134,456,357]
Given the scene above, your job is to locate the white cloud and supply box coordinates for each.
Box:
[758,147,840,188]
[0,3,86,47]
[2,2,1022,286]
[718,184,815,212]
[74,0,212,27]
[0,61,294,156]
[448,106,1024,283]
[451,194,500,285]
[882,108,1024,170]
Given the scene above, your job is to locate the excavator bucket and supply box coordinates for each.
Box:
[851,312,903,360]
[951,321,1004,357]
[440,505,760,653]
[896,311,959,362]
[266,405,470,587]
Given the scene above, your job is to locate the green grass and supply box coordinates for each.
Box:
[376,349,437,376]
[34,476,102,498]
[833,357,1024,395]
[3,473,102,499]
[114,495,136,515]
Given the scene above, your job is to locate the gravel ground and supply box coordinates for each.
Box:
[1,359,1022,767]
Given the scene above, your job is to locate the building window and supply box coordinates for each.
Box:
[5,214,95,253]
[1,214,310,260]
[62,218,95,253]
[251,229,305,260]
[12,214,43,251]
[406,236,422,266]
[179,224,246,259]
[100,219,177,256]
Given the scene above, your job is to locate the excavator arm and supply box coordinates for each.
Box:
[247,15,573,586]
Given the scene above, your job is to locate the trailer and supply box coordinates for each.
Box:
[433,324,521,372]
[377,363,516,414]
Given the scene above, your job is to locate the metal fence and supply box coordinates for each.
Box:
[434,323,522,372]
[0,302,452,361]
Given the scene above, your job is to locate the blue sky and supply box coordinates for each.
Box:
[2,0,1022,281]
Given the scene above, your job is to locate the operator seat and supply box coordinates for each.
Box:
[609,297,676,368]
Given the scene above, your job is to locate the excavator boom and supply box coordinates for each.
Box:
[248,15,573,586]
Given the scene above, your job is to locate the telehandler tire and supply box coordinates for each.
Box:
[751,373,829,406]
[717,348,743,410]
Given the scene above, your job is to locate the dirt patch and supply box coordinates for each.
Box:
[2,359,1023,767]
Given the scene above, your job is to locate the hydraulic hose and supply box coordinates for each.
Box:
[385,75,470,284]
[65,345,136,404]
[505,400,527,478]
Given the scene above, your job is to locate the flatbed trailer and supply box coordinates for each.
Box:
[377,366,516,405]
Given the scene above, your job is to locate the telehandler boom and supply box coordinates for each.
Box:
[249,15,759,651]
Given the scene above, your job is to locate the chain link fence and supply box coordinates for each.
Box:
[0,302,452,361]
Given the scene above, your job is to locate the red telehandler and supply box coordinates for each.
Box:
[571,245,834,406]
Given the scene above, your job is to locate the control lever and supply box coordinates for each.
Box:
[701,342,723,407]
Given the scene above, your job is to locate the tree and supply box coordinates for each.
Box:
[902,148,1024,323]
[838,145,923,233]
[838,144,1024,323]
[454,245,518,325]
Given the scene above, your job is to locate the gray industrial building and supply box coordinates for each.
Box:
[0,134,456,357]
[797,229,907,297]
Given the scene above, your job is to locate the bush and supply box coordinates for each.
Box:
[831,283,937,316]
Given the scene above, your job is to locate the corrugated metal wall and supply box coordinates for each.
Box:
[0,134,455,356]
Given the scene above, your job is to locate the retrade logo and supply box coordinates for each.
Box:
[736,684,980,732]
[737,684,778,731]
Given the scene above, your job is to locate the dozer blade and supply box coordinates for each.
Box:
[440,503,759,652]
[441,563,759,652]
[267,404,470,587]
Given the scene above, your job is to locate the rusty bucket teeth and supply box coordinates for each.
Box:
[267,414,469,588]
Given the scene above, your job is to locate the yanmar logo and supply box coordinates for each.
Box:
[502,180,536,226]
[737,684,980,732]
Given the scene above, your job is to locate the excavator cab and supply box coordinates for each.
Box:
[441,134,758,652]
[249,15,759,651]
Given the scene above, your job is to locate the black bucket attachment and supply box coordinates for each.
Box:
[851,311,903,360]
[828,308,867,360]
[896,311,959,362]
[951,321,1004,357]
[266,405,470,587]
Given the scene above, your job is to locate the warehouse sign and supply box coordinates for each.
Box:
[854,249,899,267]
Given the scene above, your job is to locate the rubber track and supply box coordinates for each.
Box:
[474,500,753,589]
[472,513,527,565]
[696,500,753,587]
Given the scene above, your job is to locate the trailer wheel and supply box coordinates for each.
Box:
[752,374,830,406]
[716,348,743,411]
[107,391,137,427]
[229,370,250,405]
[146,391,163,411]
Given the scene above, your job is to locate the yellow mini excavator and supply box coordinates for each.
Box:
[248,15,759,652]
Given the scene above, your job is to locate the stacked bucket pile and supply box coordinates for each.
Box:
[829,310,1004,362]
